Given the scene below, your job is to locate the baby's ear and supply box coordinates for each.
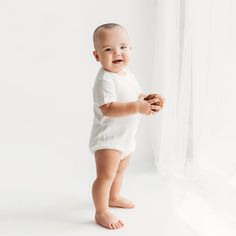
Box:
[93,51,99,61]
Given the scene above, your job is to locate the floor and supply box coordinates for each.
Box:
[1,170,235,236]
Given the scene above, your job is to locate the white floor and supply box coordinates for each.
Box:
[1,170,236,236]
[0,171,194,236]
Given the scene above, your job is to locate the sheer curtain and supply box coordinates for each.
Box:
[151,0,236,234]
[150,0,193,177]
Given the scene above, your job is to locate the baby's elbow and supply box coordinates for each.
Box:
[99,103,112,116]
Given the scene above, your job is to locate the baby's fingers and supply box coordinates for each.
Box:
[147,98,159,104]
[151,105,162,112]
[148,110,155,115]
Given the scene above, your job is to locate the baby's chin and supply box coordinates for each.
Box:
[104,65,126,74]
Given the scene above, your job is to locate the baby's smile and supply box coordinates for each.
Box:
[112,59,123,64]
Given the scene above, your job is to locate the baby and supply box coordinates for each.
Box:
[89,23,164,230]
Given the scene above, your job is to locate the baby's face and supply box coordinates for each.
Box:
[93,27,131,74]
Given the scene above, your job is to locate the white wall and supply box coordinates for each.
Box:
[0,0,157,192]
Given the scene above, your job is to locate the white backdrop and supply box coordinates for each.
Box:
[1,1,236,235]
[0,0,157,194]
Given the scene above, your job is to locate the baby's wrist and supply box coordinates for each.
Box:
[134,101,140,114]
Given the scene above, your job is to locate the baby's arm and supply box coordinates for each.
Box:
[99,97,160,117]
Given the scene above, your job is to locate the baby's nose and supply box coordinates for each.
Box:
[113,50,121,57]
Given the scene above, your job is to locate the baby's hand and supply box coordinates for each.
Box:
[136,98,156,115]
[156,94,165,107]
[144,93,165,112]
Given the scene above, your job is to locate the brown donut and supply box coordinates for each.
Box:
[144,93,163,111]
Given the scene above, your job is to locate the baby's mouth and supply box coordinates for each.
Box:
[112,59,123,64]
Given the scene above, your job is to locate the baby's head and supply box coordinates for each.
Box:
[93,23,131,74]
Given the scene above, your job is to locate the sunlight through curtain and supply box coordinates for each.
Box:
[151,0,236,234]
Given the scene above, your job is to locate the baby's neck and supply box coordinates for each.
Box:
[103,68,127,76]
[117,70,126,76]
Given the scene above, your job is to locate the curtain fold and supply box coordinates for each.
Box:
[151,0,236,234]
[152,0,236,181]
[150,0,192,177]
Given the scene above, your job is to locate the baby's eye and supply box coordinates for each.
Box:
[104,48,112,52]
[121,46,127,50]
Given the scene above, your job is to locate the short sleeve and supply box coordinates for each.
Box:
[94,76,117,107]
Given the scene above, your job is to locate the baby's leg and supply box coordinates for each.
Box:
[92,149,124,230]
[109,156,135,208]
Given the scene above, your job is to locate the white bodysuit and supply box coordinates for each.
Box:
[89,68,142,158]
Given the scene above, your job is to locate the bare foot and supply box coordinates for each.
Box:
[109,196,135,208]
[95,210,124,230]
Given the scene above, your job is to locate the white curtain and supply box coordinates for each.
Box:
[151,0,236,234]
[150,0,193,177]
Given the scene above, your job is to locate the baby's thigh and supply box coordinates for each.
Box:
[95,149,122,179]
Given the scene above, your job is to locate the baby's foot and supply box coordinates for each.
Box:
[95,210,124,230]
[109,196,135,208]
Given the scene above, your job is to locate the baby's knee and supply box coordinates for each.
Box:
[97,172,116,182]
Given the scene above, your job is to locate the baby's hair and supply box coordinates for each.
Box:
[93,23,124,49]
